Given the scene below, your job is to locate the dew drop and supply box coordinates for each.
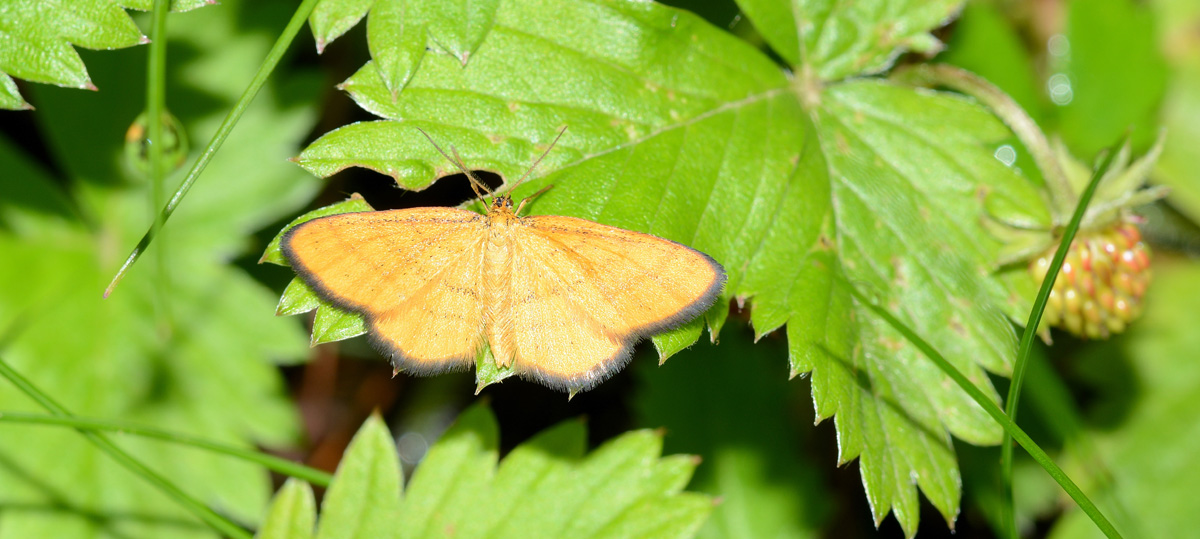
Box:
[1048,73,1074,105]
[993,144,1017,167]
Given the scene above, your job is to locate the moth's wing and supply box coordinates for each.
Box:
[509,215,726,389]
[282,208,487,373]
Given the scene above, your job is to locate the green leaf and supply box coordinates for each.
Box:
[315,414,402,539]
[0,0,148,105]
[0,71,31,109]
[736,0,961,81]
[635,328,829,539]
[367,0,428,97]
[311,303,369,345]
[309,0,374,53]
[277,276,323,316]
[412,0,499,65]
[261,196,373,345]
[1048,262,1200,538]
[399,402,498,536]
[120,0,215,12]
[473,342,517,392]
[256,479,316,539]
[0,1,321,536]
[1057,0,1168,158]
[282,2,1047,532]
[309,0,498,64]
[264,402,712,537]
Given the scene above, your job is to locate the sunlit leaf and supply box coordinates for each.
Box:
[279,1,1052,533]
[314,414,402,539]
[256,479,316,539]
[259,402,712,537]
[0,0,151,108]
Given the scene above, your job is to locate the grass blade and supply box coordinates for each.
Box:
[104,0,321,298]
[1001,141,1121,538]
[0,412,331,487]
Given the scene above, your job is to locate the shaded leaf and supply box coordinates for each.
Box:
[1057,0,1168,158]
[1049,262,1200,538]
[635,328,829,539]
[1152,0,1200,223]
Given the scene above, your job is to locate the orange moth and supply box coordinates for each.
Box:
[282,128,725,391]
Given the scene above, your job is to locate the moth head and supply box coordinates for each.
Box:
[492,195,514,212]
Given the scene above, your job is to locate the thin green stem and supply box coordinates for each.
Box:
[147,0,173,333]
[999,145,1119,537]
[0,356,252,539]
[0,412,332,487]
[105,0,322,298]
[842,286,1123,539]
[891,64,1076,217]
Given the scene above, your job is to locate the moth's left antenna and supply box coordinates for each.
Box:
[414,127,492,202]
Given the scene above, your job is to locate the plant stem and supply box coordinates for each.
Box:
[0,412,332,487]
[147,0,173,335]
[105,0,322,298]
[891,64,1076,218]
[0,356,252,539]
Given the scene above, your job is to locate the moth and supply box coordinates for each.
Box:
[283,128,725,391]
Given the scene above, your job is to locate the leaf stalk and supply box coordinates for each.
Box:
[892,64,1076,218]
[147,0,173,333]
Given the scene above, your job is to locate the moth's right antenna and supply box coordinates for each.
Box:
[414,127,493,202]
[509,126,568,194]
